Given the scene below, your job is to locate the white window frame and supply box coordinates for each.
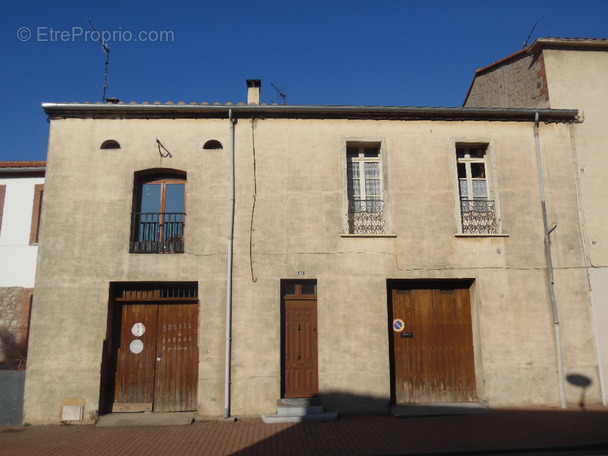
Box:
[456,144,500,235]
[345,143,387,235]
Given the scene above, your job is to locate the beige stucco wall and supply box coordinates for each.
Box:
[541,48,608,404]
[24,114,598,424]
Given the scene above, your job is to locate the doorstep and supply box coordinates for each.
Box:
[96,411,196,427]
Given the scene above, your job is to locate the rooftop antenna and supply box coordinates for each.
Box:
[270,82,287,105]
[523,22,538,48]
[88,19,110,103]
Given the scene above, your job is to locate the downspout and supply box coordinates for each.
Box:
[535,112,567,408]
[225,109,236,418]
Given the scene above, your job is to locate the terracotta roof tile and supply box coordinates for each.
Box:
[0,161,46,168]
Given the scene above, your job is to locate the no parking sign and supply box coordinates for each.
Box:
[393,319,404,332]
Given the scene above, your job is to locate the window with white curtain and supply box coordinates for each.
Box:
[346,145,385,234]
[456,146,498,234]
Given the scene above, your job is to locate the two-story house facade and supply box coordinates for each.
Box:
[23,74,601,423]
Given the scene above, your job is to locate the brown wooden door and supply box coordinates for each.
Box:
[113,301,198,412]
[154,303,199,411]
[391,283,476,404]
[114,304,159,409]
[283,283,318,398]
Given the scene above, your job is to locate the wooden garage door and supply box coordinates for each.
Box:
[114,300,199,412]
[391,283,476,404]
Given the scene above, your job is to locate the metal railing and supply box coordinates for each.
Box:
[348,199,385,234]
[130,212,185,253]
[460,199,498,234]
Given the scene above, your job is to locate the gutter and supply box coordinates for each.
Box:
[41,103,579,123]
[0,167,46,174]
[535,112,567,408]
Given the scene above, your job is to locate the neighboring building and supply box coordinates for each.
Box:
[23,42,605,424]
[0,161,45,425]
[465,37,608,405]
[0,161,45,369]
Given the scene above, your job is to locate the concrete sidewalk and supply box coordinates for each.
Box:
[2,407,608,455]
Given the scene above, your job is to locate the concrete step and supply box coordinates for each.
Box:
[262,397,339,423]
[277,405,324,416]
[277,398,322,407]
[261,411,338,424]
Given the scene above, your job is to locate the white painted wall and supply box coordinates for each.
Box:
[0,176,44,287]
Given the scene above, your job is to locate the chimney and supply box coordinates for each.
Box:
[247,79,261,105]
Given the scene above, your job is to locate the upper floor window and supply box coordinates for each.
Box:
[457,146,497,234]
[130,170,186,253]
[29,184,44,244]
[0,185,5,235]
[346,144,385,234]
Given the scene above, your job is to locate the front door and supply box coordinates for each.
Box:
[113,300,199,412]
[390,281,477,404]
[282,281,318,398]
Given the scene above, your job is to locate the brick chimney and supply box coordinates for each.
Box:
[247,79,261,105]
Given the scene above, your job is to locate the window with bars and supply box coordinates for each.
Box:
[346,145,385,234]
[456,146,498,234]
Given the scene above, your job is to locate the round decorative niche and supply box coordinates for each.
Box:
[203,140,223,150]
[100,139,121,150]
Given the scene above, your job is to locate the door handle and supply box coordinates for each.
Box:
[297,323,301,331]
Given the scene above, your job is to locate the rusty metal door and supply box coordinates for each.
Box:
[282,282,318,398]
[391,283,476,404]
[113,301,198,412]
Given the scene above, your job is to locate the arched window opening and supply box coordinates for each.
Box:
[100,139,121,149]
[130,169,186,253]
[203,140,223,150]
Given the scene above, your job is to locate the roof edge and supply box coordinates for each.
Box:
[42,103,579,123]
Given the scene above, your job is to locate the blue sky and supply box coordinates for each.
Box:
[2,0,607,162]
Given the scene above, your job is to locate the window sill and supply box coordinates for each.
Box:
[454,233,510,238]
[341,234,397,238]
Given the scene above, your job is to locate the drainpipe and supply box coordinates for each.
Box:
[225,109,236,418]
[535,112,567,408]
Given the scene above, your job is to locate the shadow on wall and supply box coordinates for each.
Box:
[0,328,27,370]
[567,373,593,410]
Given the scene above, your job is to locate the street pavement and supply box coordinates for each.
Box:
[2,407,608,455]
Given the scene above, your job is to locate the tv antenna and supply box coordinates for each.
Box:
[271,82,287,105]
[523,22,538,48]
[88,19,110,103]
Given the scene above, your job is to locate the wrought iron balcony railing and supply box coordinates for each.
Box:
[130,212,185,253]
[460,199,497,234]
[348,199,385,234]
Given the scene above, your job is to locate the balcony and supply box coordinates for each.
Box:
[348,199,385,235]
[460,199,497,234]
[130,212,185,253]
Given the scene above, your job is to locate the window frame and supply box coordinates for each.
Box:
[344,142,388,235]
[0,185,5,235]
[29,184,44,245]
[130,170,187,254]
[455,144,500,235]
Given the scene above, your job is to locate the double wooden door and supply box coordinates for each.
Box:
[113,301,199,412]
[391,283,476,404]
